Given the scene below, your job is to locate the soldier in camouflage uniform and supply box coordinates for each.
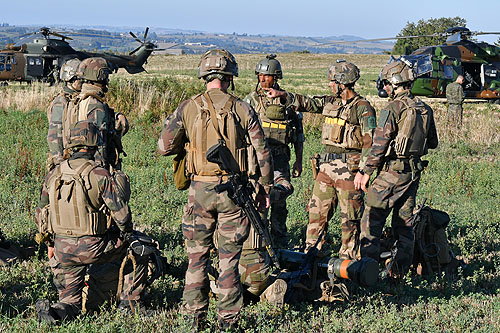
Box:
[67,57,129,171]
[35,121,148,323]
[239,55,321,302]
[46,58,82,169]
[303,60,376,260]
[359,59,438,277]
[157,49,273,331]
[446,75,465,127]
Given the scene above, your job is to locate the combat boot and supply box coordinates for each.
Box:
[35,299,59,324]
[218,318,241,332]
[118,299,153,316]
[189,312,208,332]
[260,278,287,307]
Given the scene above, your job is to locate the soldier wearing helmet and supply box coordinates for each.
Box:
[46,58,82,169]
[238,54,321,304]
[359,59,438,279]
[158,49,273,331]
[301,59,377,261]
[35,120,148,323]
[65,57,128,171]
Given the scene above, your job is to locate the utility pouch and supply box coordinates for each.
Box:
[264,104,286,120]
[346,154,361,173]
[173,150,191,190]
[390,160,405,172]
[330,119,345,143]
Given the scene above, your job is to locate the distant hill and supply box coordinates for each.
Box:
[0,24,393,54]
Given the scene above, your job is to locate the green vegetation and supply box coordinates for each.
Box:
[0,53,499,331]
[392,17,467,55]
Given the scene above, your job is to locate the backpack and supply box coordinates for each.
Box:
[47,160,108,237]
[412,204,461,276]
[185,92,248,176]
[393,96,432,158]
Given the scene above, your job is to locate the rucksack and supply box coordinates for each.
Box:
[47,160,108,237]
[412,203,461,276]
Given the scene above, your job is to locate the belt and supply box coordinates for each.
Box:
[318,152,351,163]
[191,175,230,182]
[262,121,287,130]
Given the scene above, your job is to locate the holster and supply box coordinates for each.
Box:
[310,154,321,179]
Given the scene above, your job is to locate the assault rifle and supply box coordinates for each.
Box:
[206,142,281,270]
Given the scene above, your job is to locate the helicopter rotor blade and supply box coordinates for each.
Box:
[129,45,143,55]
[310,34,440,47]
[144,27,149,42]
[129,31,142,44]
[473,31,500,36]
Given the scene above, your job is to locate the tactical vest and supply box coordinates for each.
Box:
[185,93,248,176]
[392,96,431,158]
[47,160,108,237]
[321,96,364,150]
[256,93,297,146]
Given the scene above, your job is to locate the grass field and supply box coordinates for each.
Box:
[0,53,499,332]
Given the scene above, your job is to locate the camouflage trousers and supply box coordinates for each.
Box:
[49,232,148,320]
[181,180,250,323]
[447,104,463,127]
[360,160,421,275]
[305,158,364,259]
[269,148,294,249]
[239,248,272,298]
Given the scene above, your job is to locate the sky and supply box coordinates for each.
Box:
[1,0,499,44]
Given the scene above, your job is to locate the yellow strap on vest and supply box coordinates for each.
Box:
[324,118,346,126]
[261,121,287,129]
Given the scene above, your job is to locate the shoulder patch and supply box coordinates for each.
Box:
[368,116,377,129]
[378,110,390,128]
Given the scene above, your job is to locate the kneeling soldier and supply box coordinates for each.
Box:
[35,121,148,323]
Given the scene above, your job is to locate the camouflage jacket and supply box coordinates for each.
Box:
[243,85,306,146]
[305,93,376,169]
[446,82,465,104]
[363,90,439,176]
[70,83,118,169]
[158,88,274,186]
[46,85,79,166]
[37,153,133,234]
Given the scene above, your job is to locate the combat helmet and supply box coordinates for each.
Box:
[77,57,111,83]
[59,58,81,82]
[327,59,360,85]
[197,49,238,79]
[66,120,99,150]
[255,54,283,79]
[381,58,416,85]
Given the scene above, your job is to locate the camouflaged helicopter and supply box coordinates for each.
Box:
[0,27,162,84]
[376,27,500,103]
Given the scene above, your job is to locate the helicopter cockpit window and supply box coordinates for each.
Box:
[443,65,454,79]
[0,64,4,71]
[0,55,4,63]
[415,55,432,76]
